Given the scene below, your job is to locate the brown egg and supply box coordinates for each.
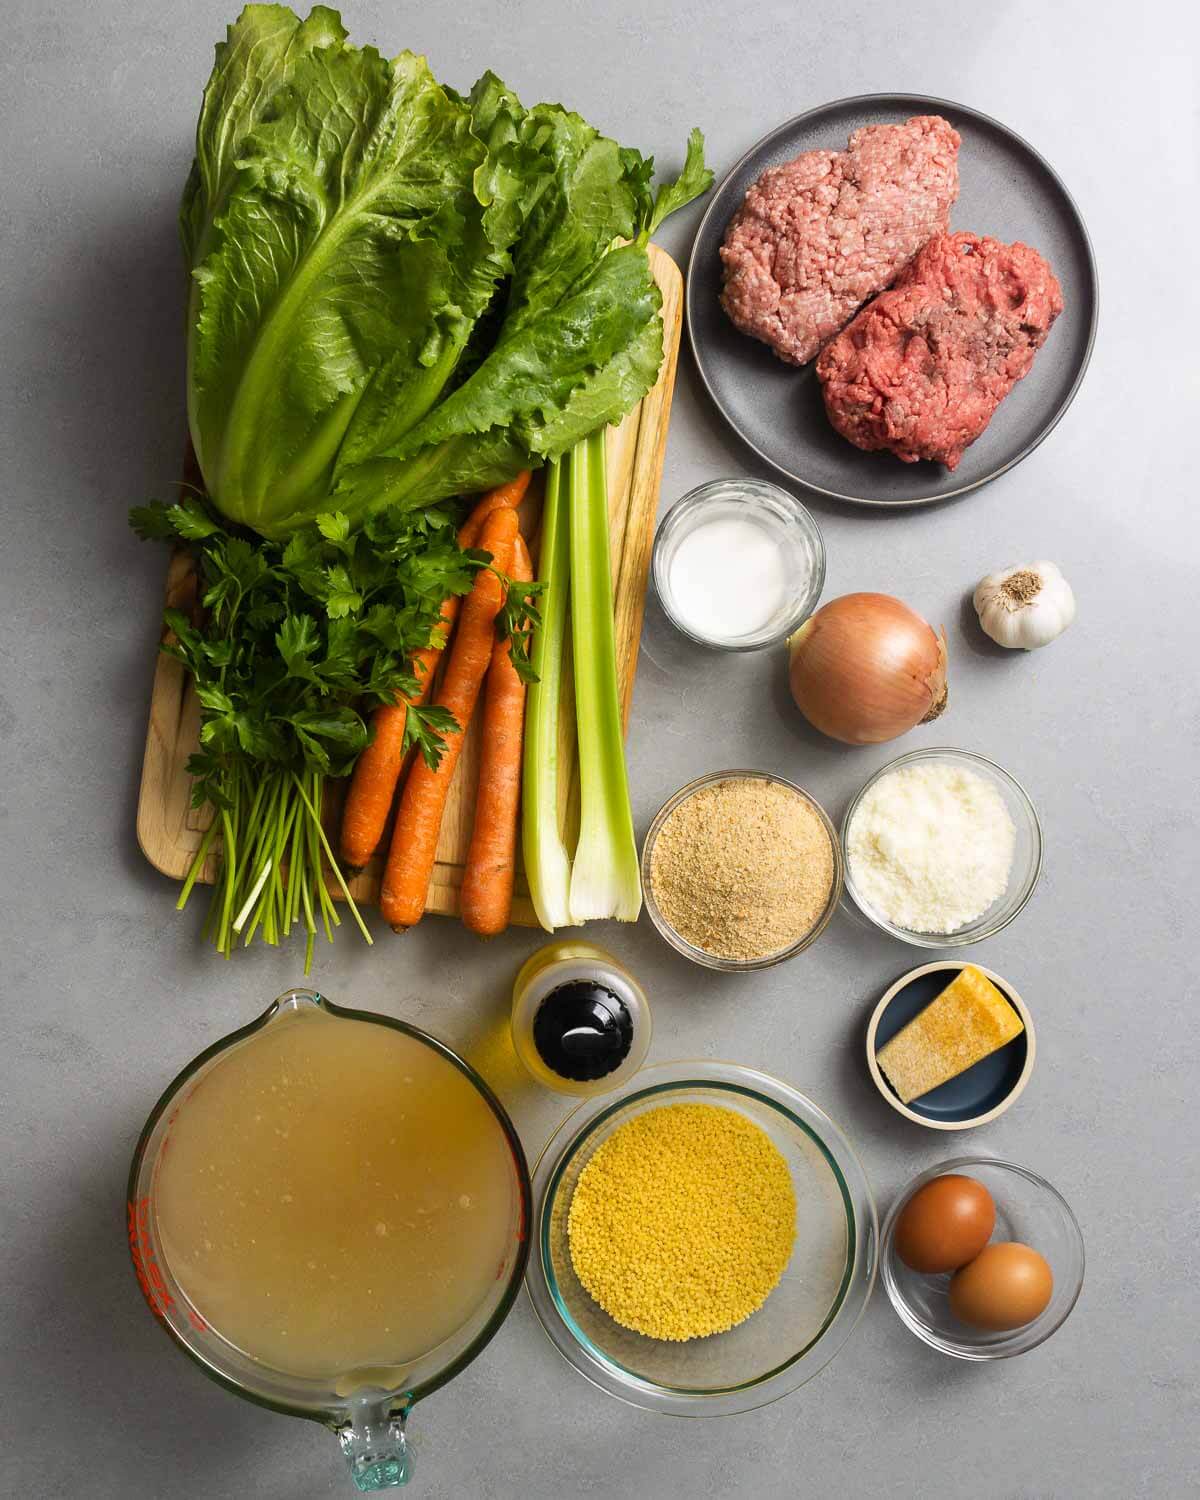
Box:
[894,1174,996,1273]
[949,1242,1054,1331]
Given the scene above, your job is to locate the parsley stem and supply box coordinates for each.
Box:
[255,771,289,944]
[218,807,238,958]
[177,818,219,911]
[233,856,272,935]
[267,791,299,942]
[286,798,305,935]
[299,858,317,955]
[290,771,372,948]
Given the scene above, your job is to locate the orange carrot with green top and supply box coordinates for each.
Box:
[460,534,532,937]
[338,474,531,870]
[380,506,519,929]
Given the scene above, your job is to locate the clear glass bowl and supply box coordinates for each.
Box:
[651,478,825,650]
[525,1061,877,1415]
[641,771,843,971]
[881,1156,1085,1359]
[841,748,1043,948]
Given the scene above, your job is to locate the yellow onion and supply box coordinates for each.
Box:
[787,593,948,744]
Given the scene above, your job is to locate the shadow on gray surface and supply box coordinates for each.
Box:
[833,983,926,1145]
[8,1123,294,1498]
[957,588,1020,660]
[71,193,191,894]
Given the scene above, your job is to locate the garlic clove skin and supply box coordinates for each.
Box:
[973,561,1075,651]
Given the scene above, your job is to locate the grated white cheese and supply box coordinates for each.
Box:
[847,763,1016,934]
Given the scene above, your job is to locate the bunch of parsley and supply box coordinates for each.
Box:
[132,496,478,968]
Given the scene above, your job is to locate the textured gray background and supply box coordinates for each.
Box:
[2,2,1197,1497]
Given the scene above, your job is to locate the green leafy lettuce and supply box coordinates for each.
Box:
[182,4,711,536]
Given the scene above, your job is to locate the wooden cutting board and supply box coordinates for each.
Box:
[136,244,683,928]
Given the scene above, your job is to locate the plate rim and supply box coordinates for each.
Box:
[686,91,1101,508]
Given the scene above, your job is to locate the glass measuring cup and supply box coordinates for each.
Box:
[127,988,531,1490]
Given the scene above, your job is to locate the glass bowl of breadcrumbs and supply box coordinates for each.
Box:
[641,770,843,970]
[524,1061,877,1414]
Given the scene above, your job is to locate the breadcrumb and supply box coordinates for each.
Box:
[649,778,834,961]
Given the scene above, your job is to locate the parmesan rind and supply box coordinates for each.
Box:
[877,965,1024,1104]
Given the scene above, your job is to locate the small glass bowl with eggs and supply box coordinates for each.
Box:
[652,479,825,650]
[881,1157,1085,1360]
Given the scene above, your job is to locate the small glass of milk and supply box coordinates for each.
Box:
[652,479,825,650]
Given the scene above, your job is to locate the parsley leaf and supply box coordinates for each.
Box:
[131,497,224,542]
[496,572,544,686]
[315,511,353,548]
[403,703,461,771]
[130,498,475,794]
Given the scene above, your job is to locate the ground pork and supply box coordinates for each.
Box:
[719,115,960,366]
[815,232,1064,469]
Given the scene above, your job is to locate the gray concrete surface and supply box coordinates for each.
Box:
[2,2,1197,1496]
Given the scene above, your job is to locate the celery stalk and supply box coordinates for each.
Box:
[567,429,642,922]
[522,458,574,930]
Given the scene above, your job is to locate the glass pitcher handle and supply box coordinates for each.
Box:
[336,1401,412,1491]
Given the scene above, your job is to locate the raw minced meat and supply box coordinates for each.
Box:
[815,231,1064,469]
[719,115,960,366]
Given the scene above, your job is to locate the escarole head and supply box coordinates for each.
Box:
[973,561,1076,651]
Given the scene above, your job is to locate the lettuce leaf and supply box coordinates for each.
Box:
[180,4,348,265]
[328,104,673,512]
[186,11,517,534]
[330,244,663,511]
[182,6,710,537]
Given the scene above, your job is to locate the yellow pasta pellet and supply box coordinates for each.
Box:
[566,1103,796,1342]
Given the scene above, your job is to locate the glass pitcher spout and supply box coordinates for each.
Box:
[336,1395,412,1491]
[270,986,325,1017]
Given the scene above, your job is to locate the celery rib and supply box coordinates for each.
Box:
[522,458,574,930]
[566,429,642,923]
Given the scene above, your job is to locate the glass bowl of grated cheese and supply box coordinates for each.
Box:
[841,748,1043,949]
[524,1060,877,1415]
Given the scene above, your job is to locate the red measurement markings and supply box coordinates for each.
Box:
[127,1197,174,1319]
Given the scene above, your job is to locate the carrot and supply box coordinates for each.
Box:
[338,601,448,869]
[459,470,531,548]
[337,472,531,870]
[460,534,532,937]
[380,506,519,930]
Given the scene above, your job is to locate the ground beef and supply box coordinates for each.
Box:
[719,116,960,366]
[815,232,1064,469]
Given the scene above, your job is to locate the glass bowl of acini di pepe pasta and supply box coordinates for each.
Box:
[841,748,1044,949]
[524,1061,877,1415]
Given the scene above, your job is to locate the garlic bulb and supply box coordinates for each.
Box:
[973,562,1075,650]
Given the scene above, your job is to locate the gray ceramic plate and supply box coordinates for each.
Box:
[687,94,1099,507]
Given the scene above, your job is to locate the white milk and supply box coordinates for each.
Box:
[667,515,789,640]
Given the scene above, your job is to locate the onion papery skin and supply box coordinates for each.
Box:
[787,592,948,745]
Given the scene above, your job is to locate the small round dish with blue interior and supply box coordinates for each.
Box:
[865,961,1035,1130]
